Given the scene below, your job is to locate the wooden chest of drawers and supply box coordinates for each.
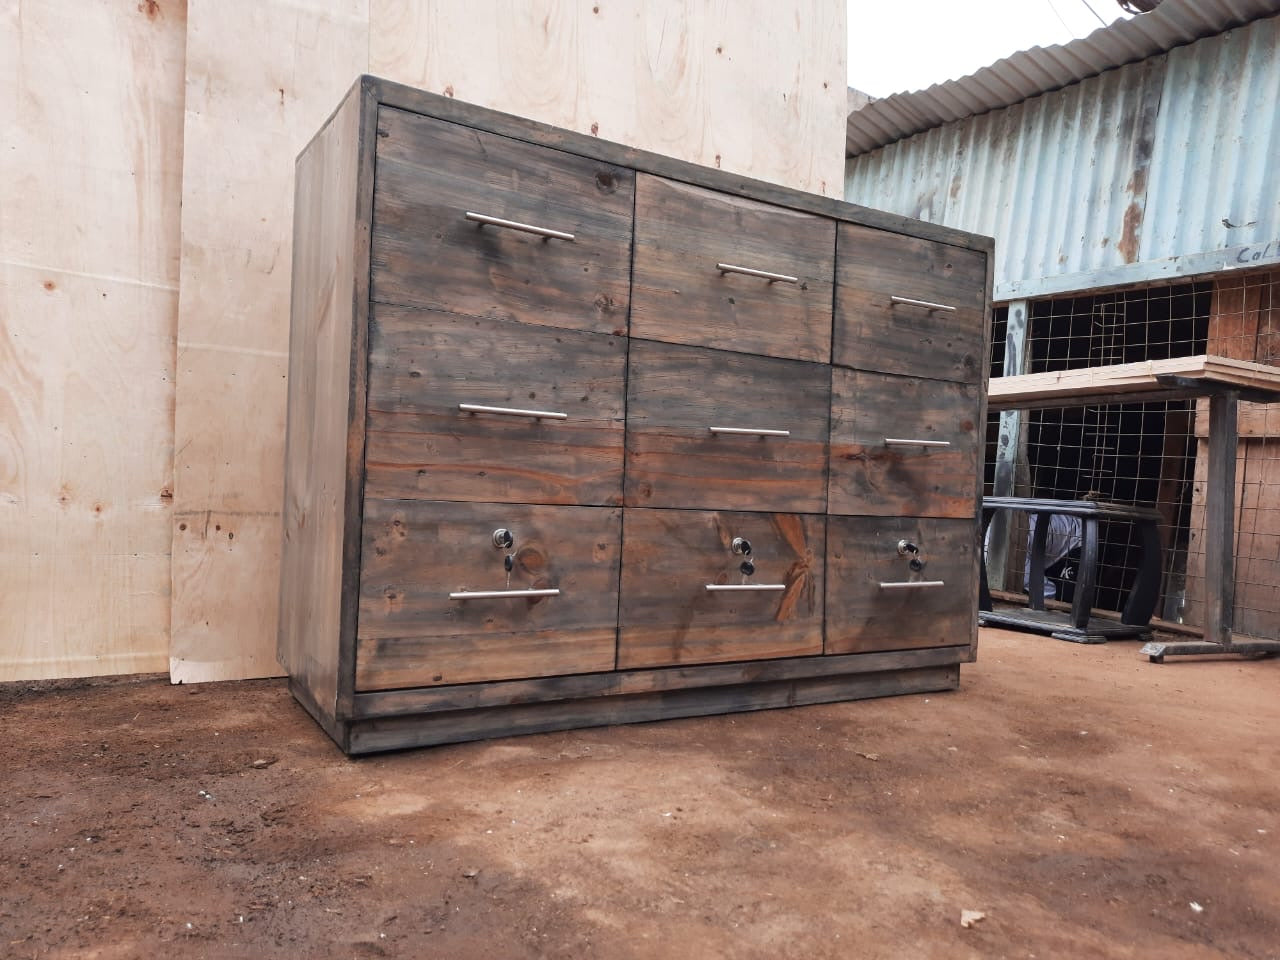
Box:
[279,76,993,754]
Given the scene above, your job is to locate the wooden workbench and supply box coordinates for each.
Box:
[988,355,1280,662]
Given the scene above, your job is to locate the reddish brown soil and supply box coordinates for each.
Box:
[2,628,1278,959]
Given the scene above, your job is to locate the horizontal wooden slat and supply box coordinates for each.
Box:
[624,340,830,512]
[835,223,986,382]
[356,500,621,689]
[364,307,626,505]
[351,645,970,718]
[989,355,1280,411]
[630,173,835,361]
[618,508,824,669]
[828,368,979,518]
[371,107,634,334]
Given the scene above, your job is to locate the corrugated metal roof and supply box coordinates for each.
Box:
[844,14,1280,301]
[846,0,1280,157]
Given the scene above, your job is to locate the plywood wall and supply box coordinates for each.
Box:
[1,0,845,684]
[0,0,187,681]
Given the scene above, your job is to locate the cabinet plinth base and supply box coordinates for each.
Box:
[292,661,962,754]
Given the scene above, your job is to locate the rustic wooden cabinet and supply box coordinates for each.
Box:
[279,76,993,753]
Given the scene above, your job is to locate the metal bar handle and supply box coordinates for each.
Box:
[459,403,568,420]
[708,426,791,438]
[890,295,957,312]
[464,211,575,242]
[885,438,952,448]
[716,262,799,284]
[705,583,787,592]
[449,588,562,600]
[878,581,946,590]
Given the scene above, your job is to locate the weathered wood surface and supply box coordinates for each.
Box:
[353,645,969,718]
[835,224,986,383]
[624,340,830,512]
[828,368,979,518]
[0,0,186,682]
[170,0,370,683]
[371,108,634,335]
[988,355,1280,410]
[618,508,824,669]
[277,82,367,723]
[365,307,626,505]
[356,500,621,689]
[826,516,976,655]
[368,1,849,201]
[630,174,835,362]
[346,665,960,753]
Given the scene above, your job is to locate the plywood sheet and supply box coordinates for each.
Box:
[0,265,175,681]
[0,1,186,681]
[370,0,847,198]
[170,0,370,682]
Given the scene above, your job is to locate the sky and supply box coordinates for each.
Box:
[848,0,1137,98]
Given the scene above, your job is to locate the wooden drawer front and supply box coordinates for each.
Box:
[356,500,621,690]
[618,508,824,669]
[371,107,634,335]
[363,306,626,506]
[826,517,975,655]
[834,224,986,382]
[624,340,830,513]
[828,369,979,518]
[630,174,835,361]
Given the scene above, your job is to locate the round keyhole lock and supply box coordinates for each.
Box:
[731,537,752,557]
[908,556,926,573]
[896,539,920,557]
[740,559,756,577]
[492,528,515,550]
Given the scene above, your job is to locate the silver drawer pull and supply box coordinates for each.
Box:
[878,580,946,590]
[716,262,799,284]
[464,211,575,242]
[885,438,951,448]
[705,583,787,592]
[459,403,568,420]
[890,295,957,312]
[449,588,562,600]
[708,426,791,438]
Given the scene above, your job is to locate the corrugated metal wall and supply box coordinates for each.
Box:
[845,15,1280,302]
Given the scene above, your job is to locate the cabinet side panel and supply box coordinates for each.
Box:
[278,87,365,721]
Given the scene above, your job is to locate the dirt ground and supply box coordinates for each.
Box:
[2,628,1278,960]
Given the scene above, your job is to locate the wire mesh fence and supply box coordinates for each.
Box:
[985,269,1280,637]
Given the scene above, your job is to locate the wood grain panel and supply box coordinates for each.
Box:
[618,508,824,669]
[171,0,370,683]
[356,500,621,689]
[371,108,634,334]
[828,369,980,518]
[624,341,830,512]
[364,307,626,505]
[631,174,835,361]
[826,517,976,655]
[835,224,987,382]
[0,2,185,682]
[277,82,367,721]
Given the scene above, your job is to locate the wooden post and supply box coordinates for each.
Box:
[1203,391,1239,646]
